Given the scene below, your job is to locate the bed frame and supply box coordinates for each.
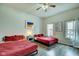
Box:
[34,40,58,46]
[27,50,38,56]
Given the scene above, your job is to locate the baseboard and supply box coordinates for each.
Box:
[58,42,79,49]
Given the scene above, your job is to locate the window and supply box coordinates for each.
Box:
[65,21,75,40]
[47,24,53,36]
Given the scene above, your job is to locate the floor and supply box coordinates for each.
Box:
[35,42,79,56]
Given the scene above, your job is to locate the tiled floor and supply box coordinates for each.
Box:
[35,42,79,56]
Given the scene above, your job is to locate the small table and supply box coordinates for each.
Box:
[27,36,35,42]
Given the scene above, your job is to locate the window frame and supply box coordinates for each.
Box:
[65,20,76,40]
[47,24,54,37]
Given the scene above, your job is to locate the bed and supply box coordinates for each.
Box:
[34,34,58,46]
[0,40,38,56]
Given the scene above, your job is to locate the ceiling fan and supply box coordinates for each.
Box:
[36,3,56,12]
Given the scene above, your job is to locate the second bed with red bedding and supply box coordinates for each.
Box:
[35,36,58,45]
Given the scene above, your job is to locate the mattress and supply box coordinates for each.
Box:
[0,40,38,56]
[35,37,58,45]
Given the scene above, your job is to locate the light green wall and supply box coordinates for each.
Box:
[42,7,79,47]
[0,5,42,41]
[43,7,79,35]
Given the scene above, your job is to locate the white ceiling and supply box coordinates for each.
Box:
[2,3,79,18]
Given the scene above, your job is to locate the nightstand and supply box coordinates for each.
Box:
[27,36,35,42]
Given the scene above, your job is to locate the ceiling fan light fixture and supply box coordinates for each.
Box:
[36,3,56,12]
[42,4,48,10]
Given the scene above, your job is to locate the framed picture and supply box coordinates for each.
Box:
[24,20,34,29]
[54,22,63,32]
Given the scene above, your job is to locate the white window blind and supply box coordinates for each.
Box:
[65,20,76,40]
[47,24,53,36]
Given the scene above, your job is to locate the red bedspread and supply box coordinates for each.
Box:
[0,40,38,56]
[35,37,58,45]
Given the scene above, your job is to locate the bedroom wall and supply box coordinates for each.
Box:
[42,7,79,47]
[0,5,42,41]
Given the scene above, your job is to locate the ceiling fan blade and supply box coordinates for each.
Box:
[36,7,41,10]
[50,5,56,8]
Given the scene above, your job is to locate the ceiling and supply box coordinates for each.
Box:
[1,3,79,18]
